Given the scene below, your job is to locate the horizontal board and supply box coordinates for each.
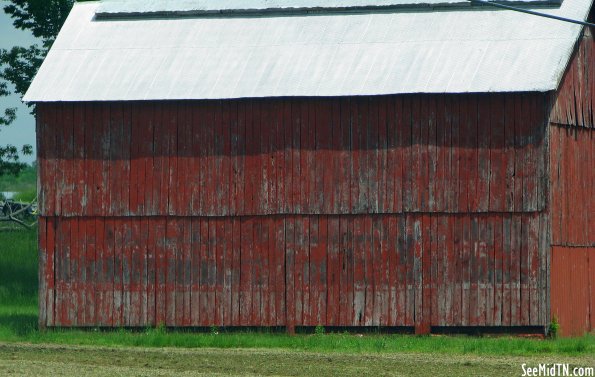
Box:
[36,93,549,217]
[40,213,548,328]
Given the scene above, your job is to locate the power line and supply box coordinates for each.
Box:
[468,0,595,28]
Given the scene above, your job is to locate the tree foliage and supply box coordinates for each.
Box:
[0,0,75,176]
[3,0,74,44]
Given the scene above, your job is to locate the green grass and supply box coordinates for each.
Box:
[0,164,37,193]
[0,227,594,357]
[12,189,37,203]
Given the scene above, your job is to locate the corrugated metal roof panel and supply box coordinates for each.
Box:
[24,0,593,101]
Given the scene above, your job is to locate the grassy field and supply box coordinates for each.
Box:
[0,165,36,195]
[0,227,593,376]
[1,342,593,377]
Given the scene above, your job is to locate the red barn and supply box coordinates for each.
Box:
[25,0,594,336]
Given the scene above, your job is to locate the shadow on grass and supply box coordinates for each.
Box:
[0,313,38,337]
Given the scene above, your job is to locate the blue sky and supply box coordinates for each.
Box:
[0,0,38,163]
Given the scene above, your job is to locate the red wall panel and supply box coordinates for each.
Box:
[39,213,549,329]
[549,126,595,247]
[551,247,595,337]
[37,93,551,330]
[36,93,549,218]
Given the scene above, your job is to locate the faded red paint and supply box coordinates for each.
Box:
[551,28,595,129]
[549,126,595,247]
[551,247,595,337]
[36,94,548,218]
[39,214,550,329]
[36,92,554,331]
[547,26,595,337]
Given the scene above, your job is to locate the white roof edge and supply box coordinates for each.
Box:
[25,90,558,103]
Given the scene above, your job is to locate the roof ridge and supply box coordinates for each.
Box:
[95,0,563,19]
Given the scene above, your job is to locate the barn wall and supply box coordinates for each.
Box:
[548,27,595,337]
[36,94,548,217]
[37,93,551,329]
[39,213,549,328]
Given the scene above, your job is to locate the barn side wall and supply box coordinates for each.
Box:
[549,27,595,336]
[37,93,550,330]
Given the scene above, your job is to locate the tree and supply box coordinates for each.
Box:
[0,0,75,176]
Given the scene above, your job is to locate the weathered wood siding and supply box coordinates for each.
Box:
[39,213,549,328]
[549,126,595,247]
[549,28,595,336]
[550,247,595,337]
[37,93,550,329]
[37,94,548,217]
[550,27,595,130]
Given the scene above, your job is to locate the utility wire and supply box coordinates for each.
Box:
[468,0,595,27]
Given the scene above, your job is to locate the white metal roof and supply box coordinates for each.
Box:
[24,0,593,102]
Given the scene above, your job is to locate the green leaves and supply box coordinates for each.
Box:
[0,44,45,99]
[0,0,76,175]
[3,0,74,43]
[0,145,30,176]
[0,108,17,127]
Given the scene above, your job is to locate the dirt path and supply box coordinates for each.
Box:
[0,342,593,377]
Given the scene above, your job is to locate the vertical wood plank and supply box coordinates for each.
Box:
[124,219,136,326]
[520,214,530,326]
[166,218,181,326]
[102,218,114,327]
[327,217,340,326]
[85,217,96,326]
[139,218,149,326]
[239,218,252,325]
[450,96,461,213]
[155,218,166,326]
[274,217,286,326]
[490,95,506,212]
[231,218,242,326]
[353,216,365,326]
[340,217,354,326]
[469,217,479,327]
[190,218,201,326]
[388,216,399,326]
[504,96,516,212]
[214,218,225,325]
[112,219,123,327]
[502,214,512,327]
[70,217,80,326]
[528,214,540,325]
[222,217,233,326]
[285,217,296,332]
[477,95,491,212]
[493,215,503,327]
[363,216,374,326]
[510,215,521,326]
